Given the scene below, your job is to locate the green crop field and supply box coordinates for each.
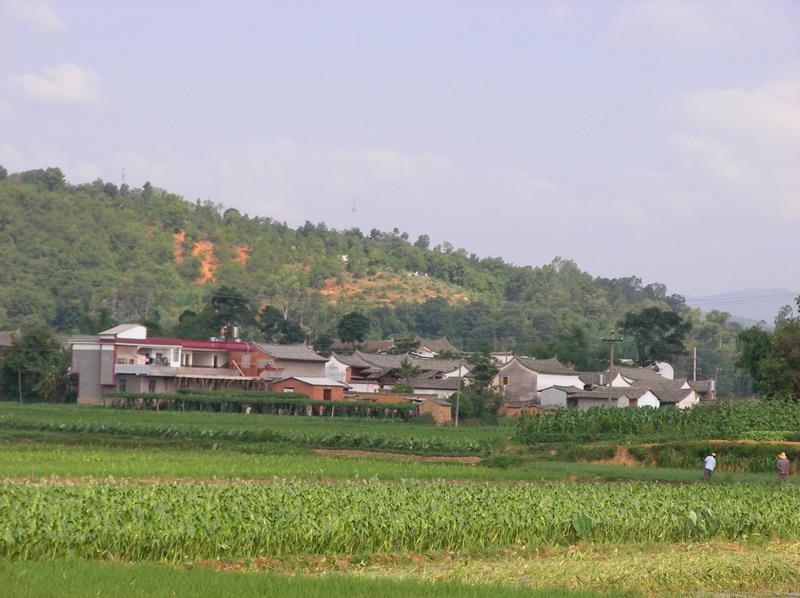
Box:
[2,401,800,597]
[0,402,507,455]
[4,480,800,561]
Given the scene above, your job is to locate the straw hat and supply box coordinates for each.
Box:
[711,452,716,457]
[779,452,787,459]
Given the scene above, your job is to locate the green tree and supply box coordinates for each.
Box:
[337,312,370,349]
[0,325,71,402]
[391,333,420,354]
[619,307,691,366]
[313,334,334,357]
[735,326,774,394]
[259,306,285,342]
[210,286,253,339]
[398,357,423,387]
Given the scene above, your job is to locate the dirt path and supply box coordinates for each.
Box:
[312,448,481,464]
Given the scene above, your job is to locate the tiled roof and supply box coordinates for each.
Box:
[276,376,349,387]
[256,343,328,362]
[517,357,578,375]
[654,388,695,404]
[410,378,460,390]
[419,337,459,354]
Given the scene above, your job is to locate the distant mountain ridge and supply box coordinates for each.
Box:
[686,288,799,327]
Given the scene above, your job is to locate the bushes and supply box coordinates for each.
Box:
[107,391,415,419]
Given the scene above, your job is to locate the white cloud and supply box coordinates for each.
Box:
[670,77,800,219]
[2,0,64,31]
[12,63,104,105]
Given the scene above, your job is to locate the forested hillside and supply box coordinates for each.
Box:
[0,166,751,393]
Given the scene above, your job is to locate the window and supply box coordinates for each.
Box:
[323,388,332,400]
[148,379,157,393]
[283,387,295,393]
[241,354,251,368]
[117,378,127,392]
[502,376,509,386]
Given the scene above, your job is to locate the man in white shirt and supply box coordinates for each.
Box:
[703,452,717,481]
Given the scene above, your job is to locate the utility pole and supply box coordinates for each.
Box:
[601,333,624,407]
[454,355,463,427]
[18,368,22,403]
[692,346,697,382]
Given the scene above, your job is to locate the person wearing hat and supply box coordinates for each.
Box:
[777,452,790,484]
[703,452,717,482]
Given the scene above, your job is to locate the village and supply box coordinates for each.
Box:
[64,323,717,425]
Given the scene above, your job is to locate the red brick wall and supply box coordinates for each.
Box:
[270,379,344,401]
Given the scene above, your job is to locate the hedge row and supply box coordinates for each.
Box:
[106,392,416,418]
[0,416,491,455]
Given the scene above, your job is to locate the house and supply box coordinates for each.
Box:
[495,356,584,403]
[330,335,460,357]
[270,377,348,401]
[540,385,660,410]
[688,379,716,401]
[254,343,328,379]
[654,388,699,409]
[332,351,466,391]
[409,377,460,399]
[70,324,328,404]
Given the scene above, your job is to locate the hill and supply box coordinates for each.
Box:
[0,166,753,393]
[686,288,799,328]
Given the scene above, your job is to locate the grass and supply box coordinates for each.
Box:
[257,540,800,597]
[0,437,785,483]
[0,559,615,598]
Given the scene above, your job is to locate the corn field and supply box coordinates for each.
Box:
[2,480,800,560]
[514,399,800,443]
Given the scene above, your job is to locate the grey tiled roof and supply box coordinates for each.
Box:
[517,357,578,375]
[255,343,328,362]
[410,377,460,390]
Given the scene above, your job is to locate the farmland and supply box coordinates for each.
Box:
[3,401,800,596]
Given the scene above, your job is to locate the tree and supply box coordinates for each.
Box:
[398,357,423,387]
[259,306,285,342]
[313,334,334,357]
[0,164,7,181]
[735,326,774,394]
[619,307,691,366]
[210,286,253,339]
[337,312,370,348]
[414,234,430,250]
[0,325,71,402]
[258,305,305,344]
[391,333,420,354]
[466,351,499,391]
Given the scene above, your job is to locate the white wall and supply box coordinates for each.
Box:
[637,391,660,408]
[676,391,699,409]
[654,362,674,380]
[325,357,349,384]
[610,373,631,387]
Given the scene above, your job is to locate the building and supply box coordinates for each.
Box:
[409,377,460,399]
[270,377,348,401]
[70,324,328,404]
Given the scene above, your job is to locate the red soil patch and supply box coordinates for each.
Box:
[173,230,186,264]
[234,245,252,265]
[192,240,218,284]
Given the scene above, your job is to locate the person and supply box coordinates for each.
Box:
[703,452,717,482]
[777,452,790,484]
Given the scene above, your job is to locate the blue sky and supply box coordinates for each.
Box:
[1,0,798,296]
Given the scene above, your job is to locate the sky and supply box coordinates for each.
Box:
[1,0,798,297]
